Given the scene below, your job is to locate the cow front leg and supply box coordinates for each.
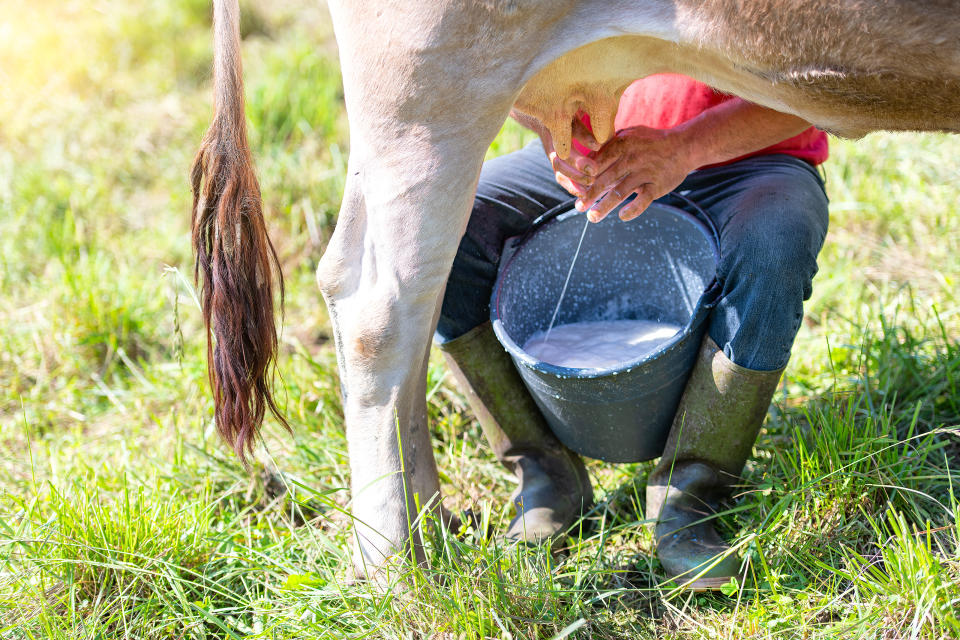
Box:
[317,125,510,575]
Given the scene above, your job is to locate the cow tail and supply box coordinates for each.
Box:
[190,0,288,463]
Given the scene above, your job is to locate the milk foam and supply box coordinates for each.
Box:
[523,319,681,369]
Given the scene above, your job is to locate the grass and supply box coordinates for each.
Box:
[1,1,959,637]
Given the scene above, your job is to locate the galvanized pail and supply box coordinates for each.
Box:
[490,197,720,463]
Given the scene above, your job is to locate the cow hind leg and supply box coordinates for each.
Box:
[317,113,513,576]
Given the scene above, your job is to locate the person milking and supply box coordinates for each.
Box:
[435,74,829,589]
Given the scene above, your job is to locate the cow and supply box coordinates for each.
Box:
[191,0,960,576]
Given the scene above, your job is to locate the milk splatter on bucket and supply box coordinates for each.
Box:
[523,319,682,369]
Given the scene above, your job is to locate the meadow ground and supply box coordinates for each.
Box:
[2,1,960,638]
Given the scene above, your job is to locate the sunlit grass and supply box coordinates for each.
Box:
[1,1,959,638]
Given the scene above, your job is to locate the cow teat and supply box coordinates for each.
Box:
[545,102,618,160]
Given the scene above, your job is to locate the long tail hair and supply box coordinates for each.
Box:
[190,0,287,462]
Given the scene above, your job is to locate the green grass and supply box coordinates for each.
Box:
[2,1,959,638]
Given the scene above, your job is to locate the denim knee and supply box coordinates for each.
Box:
[708,190,829,371]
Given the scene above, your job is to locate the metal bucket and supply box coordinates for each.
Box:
[490,197,720,463]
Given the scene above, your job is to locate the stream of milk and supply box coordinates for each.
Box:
[523,319,682,369]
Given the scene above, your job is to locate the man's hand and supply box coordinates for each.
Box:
[572,125,698,222]
[549,99,812,223]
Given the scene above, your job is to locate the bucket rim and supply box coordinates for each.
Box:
[490,201,719,380]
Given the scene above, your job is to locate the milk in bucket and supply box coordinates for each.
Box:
[523,319,682,370]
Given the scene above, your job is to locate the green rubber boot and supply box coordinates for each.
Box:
[647,336,784,590]
[440,322,593,542]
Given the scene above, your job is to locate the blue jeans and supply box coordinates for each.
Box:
[437,142,829,372]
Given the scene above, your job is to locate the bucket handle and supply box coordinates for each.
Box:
[661,191,721,252]
[663,192,723,309]
[509,197,580,250]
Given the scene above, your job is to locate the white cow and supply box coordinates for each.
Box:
[191,0,960,574]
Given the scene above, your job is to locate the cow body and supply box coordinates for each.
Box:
[195,0,960,574]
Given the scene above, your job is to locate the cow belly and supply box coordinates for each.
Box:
[755,68,960,137]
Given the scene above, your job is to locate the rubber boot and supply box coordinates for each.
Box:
[646,336,784,590]
[439,321,593,542]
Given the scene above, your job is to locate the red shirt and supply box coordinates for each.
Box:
[577,74,828,166]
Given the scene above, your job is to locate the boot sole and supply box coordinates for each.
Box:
[661,575,733,592]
